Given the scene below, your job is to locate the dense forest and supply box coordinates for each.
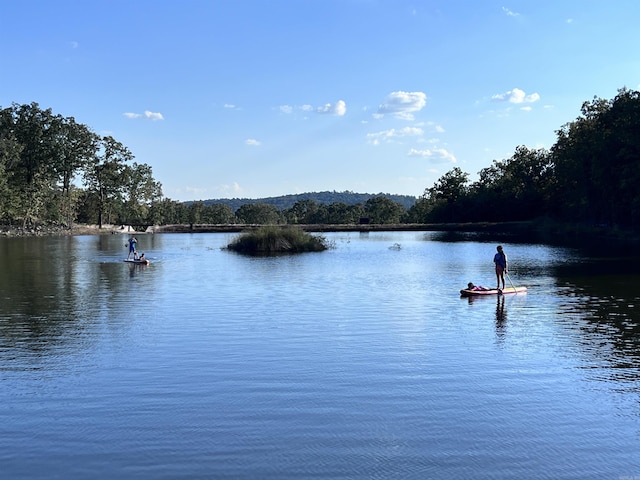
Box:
[1,88,639,231]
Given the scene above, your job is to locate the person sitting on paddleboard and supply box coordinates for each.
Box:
[493,245,508,290]
[467,282,490,291]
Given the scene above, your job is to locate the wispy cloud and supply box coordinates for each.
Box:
[219,182,243,194]
[245,138,261,146]
[377,91,427,120]
[502,6,520,17]
[492,88,540,104]
[123,110,164,121]
[278,103,333,115]
[367,126,424,145]
[408,147,457,163]
[427,121,445,133]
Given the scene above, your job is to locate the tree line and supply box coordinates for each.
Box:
[408,88,640,231]
[2,88,639,230]
[0,102,162,228]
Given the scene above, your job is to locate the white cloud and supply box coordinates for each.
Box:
[144,111,164,121]
[217,182,244,196]
[123,110,164,121]
[317,100,347,116]
[408,147,457,163]
[502,6,520,17]
[224,104,237,109]
[492,88,540,104]
[367,126,424,145]
[184,186,208,196]
[279,104,320,115]
[245,138,261,146]
[377,91,427,120]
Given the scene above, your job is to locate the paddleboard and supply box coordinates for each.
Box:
[124,259,150,265]
[460,286,526,297]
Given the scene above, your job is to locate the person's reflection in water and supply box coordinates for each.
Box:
[128,262,147,278]
[495,295,507,343]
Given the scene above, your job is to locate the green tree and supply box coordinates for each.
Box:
[3,103,63,226]
[423,167,470,222]
[201,203,235,224]
[284,199,319,224]
[49,116,98,226]
[148,198,187,225]
[551,88,640,227]
[551,96,609,223]
[121,162,163,223]
[364,196,406,224]
[236,203,281,224]
[406,196,433,223]
[326,202,363,224]
[469,147,553,221]
[0,110,23,222]
[82,136,133,228]
[308,203,329,224]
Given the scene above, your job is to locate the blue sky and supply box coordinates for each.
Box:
[2,1,639,202]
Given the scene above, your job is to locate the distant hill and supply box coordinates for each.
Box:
[196,191,418,211]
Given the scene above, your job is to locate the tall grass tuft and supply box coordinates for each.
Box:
[226,226,330,255]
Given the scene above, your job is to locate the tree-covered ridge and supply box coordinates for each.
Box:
[2,88,640,231]
[199,191,417,211]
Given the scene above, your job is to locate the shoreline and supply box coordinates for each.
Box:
[1,221,527,237]
[2,220,639,249]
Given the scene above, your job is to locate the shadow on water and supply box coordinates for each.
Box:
[554,263,640,384]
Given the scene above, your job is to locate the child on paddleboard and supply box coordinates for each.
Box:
[467,282,491,291]
[493,245,508,290]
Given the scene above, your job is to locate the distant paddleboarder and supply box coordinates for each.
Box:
[126,236,138,260]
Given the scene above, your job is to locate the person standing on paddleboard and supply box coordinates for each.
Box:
[493,245,508,290]
[127,236,138,260]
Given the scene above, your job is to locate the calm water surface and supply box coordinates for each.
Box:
[1,231,639,479]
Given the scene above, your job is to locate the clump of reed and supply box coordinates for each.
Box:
[226,226,330,255]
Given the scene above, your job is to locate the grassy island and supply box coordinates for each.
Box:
[226,226,330,255]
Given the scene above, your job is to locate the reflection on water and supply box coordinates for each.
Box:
[554,267,640,391]
[1,232,640,479]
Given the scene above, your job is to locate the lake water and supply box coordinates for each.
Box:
[1,231,639,479]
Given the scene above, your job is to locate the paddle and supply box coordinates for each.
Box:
[506,271,517,291]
